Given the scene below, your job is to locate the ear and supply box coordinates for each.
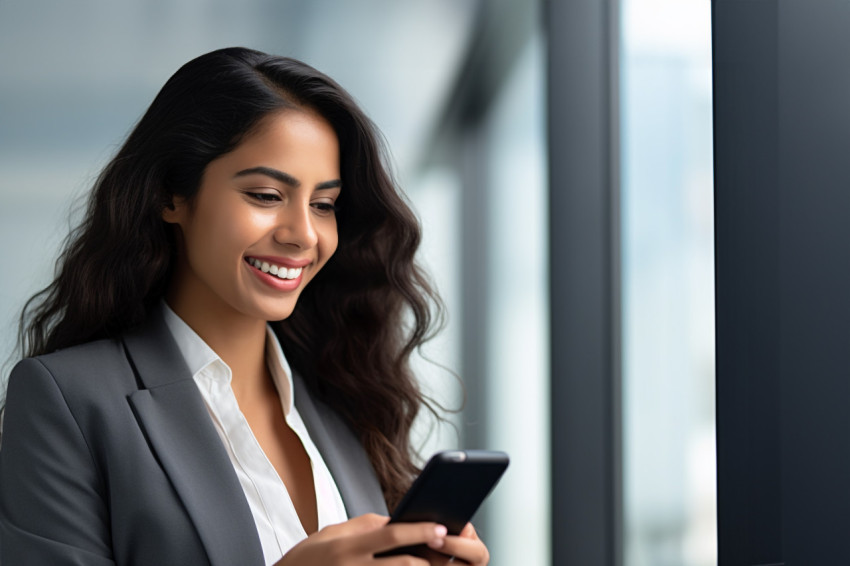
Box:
[161,195,188,224]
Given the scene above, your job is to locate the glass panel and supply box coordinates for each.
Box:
[411,34,549,566]
[408,167,465,456]
[481,35,550,566]
[620,1,716,565]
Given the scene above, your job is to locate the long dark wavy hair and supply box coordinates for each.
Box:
[18,47,444,509]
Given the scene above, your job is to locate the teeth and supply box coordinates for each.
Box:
[248,258,303,280]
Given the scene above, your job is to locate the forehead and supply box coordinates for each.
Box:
[248,108,336,145]
[217,109,340,172]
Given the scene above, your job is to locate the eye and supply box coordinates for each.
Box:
[311,201,338,216]
[243,190,281,204]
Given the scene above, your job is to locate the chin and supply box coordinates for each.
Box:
[269,311,296,322]
[232,300,293,323]
[260,303,298,322]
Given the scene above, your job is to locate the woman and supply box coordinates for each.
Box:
[0,47,489,565]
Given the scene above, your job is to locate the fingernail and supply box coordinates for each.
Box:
[435,525,448,537]
[428,537,446,549]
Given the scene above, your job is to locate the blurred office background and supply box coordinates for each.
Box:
[0,1,713,564]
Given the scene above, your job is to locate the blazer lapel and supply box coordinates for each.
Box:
[293,372,389,516]
[122,312,264,566]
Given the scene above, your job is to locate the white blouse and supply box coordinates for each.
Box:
[161,304,348,565]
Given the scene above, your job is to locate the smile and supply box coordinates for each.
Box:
[246,257,303,280]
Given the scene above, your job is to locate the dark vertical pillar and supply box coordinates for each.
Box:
[714,1,850,564]
[777,2,850,563]
[712,2,782,564]
[547,0,622,564]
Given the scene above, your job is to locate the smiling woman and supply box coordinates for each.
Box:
[0,48,490,566]
[163,110,342,325]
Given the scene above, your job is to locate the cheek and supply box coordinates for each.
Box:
[322,221,339,260]
[312,219,339,273]
[202,208,270,259]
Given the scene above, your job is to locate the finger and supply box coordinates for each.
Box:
[345,513,391,533]
[458,523,479,540]
[405,546,468,565]
[374,555,431,566]
[360,522,448,555]
[433,535,489,566]
[312,513,388,541]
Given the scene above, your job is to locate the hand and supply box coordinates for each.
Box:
[274,513,449,566]
[419,523,490,566]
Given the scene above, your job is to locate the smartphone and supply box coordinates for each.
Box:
[376,449,509,557]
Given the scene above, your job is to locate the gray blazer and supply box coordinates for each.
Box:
[0,311,388,565]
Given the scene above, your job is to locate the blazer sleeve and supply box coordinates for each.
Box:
[0,358,116,565]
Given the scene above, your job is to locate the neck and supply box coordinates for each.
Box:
[164,295,269,395]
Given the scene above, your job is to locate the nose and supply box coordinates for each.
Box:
[273,202,318,249]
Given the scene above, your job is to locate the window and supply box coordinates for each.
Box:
[620,1,716,564]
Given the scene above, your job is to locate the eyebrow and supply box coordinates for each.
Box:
[234,166,342,191]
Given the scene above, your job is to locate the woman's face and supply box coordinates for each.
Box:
[164,109,341,323]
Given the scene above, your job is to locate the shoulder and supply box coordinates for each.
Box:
[8,337,139,413]
[29,337,127,374]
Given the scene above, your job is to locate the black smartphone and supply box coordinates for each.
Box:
[376,449,509,557]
